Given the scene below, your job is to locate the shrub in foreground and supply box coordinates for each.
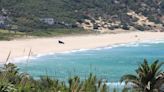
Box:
[0,59,163,92]
[120,59,164,92]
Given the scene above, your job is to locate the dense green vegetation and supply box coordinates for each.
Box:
[28,28,91,37]
[0,59,163,92]
[120,59,164,92]
[0,29,25,40]
[0,28,90,40]
[0,0,164,33]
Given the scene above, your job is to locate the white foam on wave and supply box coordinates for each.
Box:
[111,42,139,48]
[140,39,164,44]
[110,39,164,48]
[106,82,133,88]
[104,47,113,49]
[9,55,40,64]
[94,48,103,50]
[109,43,138,48]
[106,82,125,87]
[142,44,151,47]
[9,49,90,63]
[36,53,53,58]
[123,43,139,47]
[60,49,89,54]
[9,56,29,64]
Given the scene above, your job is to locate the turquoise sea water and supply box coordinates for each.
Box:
[15,40,164,83]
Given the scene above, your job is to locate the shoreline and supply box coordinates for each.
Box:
[1,31,164,63]
[10,39,164,64]
[10,38,164,64]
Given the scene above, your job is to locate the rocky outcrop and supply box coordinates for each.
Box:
[127,10,164,32]
[77,17,126,33]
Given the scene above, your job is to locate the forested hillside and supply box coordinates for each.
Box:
[0,0,164,32]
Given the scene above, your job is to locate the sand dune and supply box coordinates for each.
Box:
[0,31,164,63]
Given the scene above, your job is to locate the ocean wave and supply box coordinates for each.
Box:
[106,82,125,87]
[11,49,90,63]
[140,39,164,44]
[94,48,104,50]
[60,49,89,54]
[9,55,38,64]
[9,56,29,63]
[105,82,134,90]
[36,53,53,58]
[110,39,164,48]
[122,43,139,47]
[142,45,151,47]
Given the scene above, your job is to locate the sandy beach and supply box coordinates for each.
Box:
[0,31,164,63]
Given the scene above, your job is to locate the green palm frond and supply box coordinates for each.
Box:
[121,59,163,92]
[120,74,139,85]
